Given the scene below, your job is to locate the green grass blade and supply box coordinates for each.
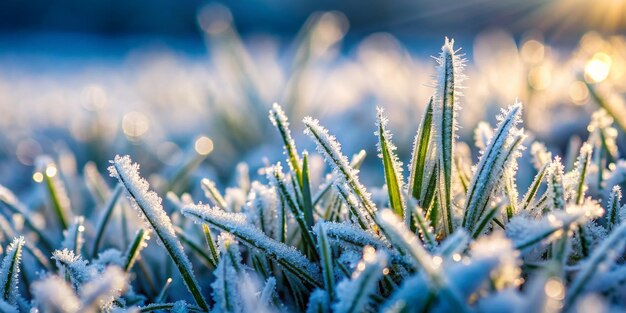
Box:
[203,224,220,266]
[303,117,377,219]
[376,107,406,220]
[520,163,548,212]
[268,163,318,259]
[0,237,24,305]
[269,103,303,185]
[315,223,335,302]
[201,178,228,210]
[409,97,434,201]
[91,184,123,258]
[109,155,208,310]
[155,277,173,303]
[574,143,593,205]
[301,151,314,229]
[406,196,437,249]
[564,222,626,310]
[176,227,217,269]
[124,228,148,272]
[606,186,622,232]
[37,157,72,230]
[433,38,464,235]
[182,204,323,288]
[463,103,524,231]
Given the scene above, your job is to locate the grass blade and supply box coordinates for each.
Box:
[303,117,377,220]
[201,178,227,210]
[269,102,303,185]
[520,163,548,212]
[0,237,24,305]
[0,185,54,252]
[315,223,335,302]
[91,184,123,258]
[433,38,465,235]
[376,107,407,221]
[564,222,626,310]
[408,97,434,202]
[268,163,318,258]
[182,204,323,288]
[36,156,72,230]
[606,186,622,232]
[109,155,208,310]
[333,247,387,313]
[463,103,524,232]
[124,228,148,272]
[574,143,593,205]
[301,151,315,229]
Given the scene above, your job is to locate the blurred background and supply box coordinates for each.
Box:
[0,0,625,194]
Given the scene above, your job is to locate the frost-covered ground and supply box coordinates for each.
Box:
[1,8,626,313]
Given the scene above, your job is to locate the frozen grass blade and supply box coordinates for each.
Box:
[546,157,566,211]
[463,103,524,234]
[320,221,387,251]
[376,210,436,273]
[269,102,303,185]
[565,222,626,310]
[376,210,469,312]
[62,216,85,255]
[376,107,406,220]
[201,178,228,210]
[36,156,72,230]
[334,183,373,231]
[108,155,208,310]
[140,302,204,312]
[182,204,323,288]
[267,163,318,258]
[606,186,622,232]
[406,196,437,250]
[573,143,593,257]
[520,163,549,212]
[574,143,593,205]
[333,247,386,313]
[212,233,244,313]
[52,249,90,288]
[507,204,603,251]
[433,38,465,235]
[315,223,335,302]
[0,237,24,305]
[303,117,377,219]
[91,184,123,258]
[0,214,50,269]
